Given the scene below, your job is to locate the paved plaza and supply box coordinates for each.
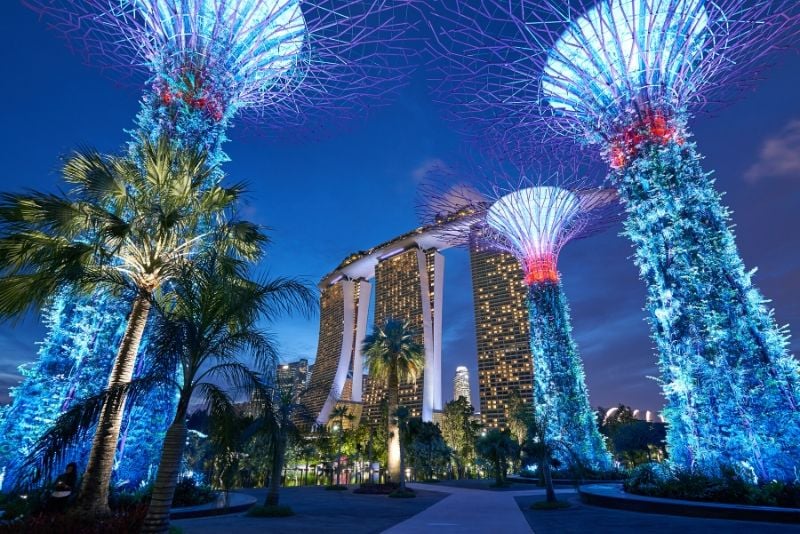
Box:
[173,483,800,534]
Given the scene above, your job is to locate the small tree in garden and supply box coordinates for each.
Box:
[476,429,519,487]
[440,397,480,478]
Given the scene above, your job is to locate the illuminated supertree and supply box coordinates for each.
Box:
[424,163,618,470]
[0,0,413,492]
[427,0,800,480]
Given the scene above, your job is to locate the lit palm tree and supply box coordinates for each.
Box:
[361,319,424,483]
[0,137,264,514]
[141,254,314,533]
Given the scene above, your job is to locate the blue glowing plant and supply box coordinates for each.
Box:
[428,0,800,480]
[0,0,413,492]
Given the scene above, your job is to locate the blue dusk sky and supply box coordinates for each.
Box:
[1,3,800,414]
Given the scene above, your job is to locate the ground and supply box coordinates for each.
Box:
[515,494,800,534]
[172,486,445,534]
[173,483,800,534]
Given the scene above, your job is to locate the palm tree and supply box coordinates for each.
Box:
[0,137,265,514]
[361,319,424,483]
[140,255,314,533]
[260,382,313,508]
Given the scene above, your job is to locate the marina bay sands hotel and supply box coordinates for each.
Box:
[303,216,533,430]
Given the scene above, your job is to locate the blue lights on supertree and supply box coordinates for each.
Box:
[0,0,413,491]
[427,0,800,480]
[424,165,619,471]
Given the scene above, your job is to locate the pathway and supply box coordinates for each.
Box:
[382,483,574,534]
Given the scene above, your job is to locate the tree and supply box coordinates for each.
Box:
[0,137,265,514]
[140,254,314,532]
[394,406,411,493]
[520,416,559,504]
[405,418,451,481]
[328,405,354,486]
[475,429,519,487]
[251,381,315,508]
[361,319,424,482]
[440,397,479,478]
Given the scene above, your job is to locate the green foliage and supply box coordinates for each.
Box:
[404,418,452,481]
[616,140,800,480]
[440,397,480,477]
[324,484,348,491]
[246,504,295,517]
[171,478,215,508]
[476,429,519,487]
[625,463,800,507]
[0,503,149,533]
[362,319,425,385]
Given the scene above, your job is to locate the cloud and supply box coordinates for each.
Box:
[411,158,450,183]
[744,119,800,182]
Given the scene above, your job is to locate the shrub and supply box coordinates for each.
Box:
[0,503,148,533]
[246,504,294,517]
[172,477,215,507]
[324,484,348,491]
[624,463,800,508]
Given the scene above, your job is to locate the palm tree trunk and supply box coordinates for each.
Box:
[265,430,287,506]
[141,399,189,533]
[398,430,406,491]
[77,292,151,515]
[387,370,400,483]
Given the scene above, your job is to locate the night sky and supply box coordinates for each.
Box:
[1,2,799,416]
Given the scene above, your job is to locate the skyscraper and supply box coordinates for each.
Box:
[277,358,310,396]
[453,366,472,406]
[469,231,533,430]
[372,246,443,421]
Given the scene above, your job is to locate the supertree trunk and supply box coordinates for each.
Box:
[527,282,612,471]
[141,402,189,533]
[614,138,800,480]
[77,292,152,515]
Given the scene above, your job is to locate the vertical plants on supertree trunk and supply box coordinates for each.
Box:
[427,0,800,480]
[423,170,619,470]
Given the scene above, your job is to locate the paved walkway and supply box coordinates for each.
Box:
[382,483,574,534]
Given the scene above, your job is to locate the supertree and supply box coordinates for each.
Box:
[423,162,618,470]
[426,0,800,480]
[0,0,414,492]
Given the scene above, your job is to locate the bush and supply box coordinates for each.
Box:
[624,463,800,508]
[0,504,148,533]
[388,488,416,499]
[353,483,399,495]
[324,484,348,491]
[172,477,215,507]
[246,504,294,517]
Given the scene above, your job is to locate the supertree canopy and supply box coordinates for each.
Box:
[427,0,800,480]
[0,0,414,491]
[26,0,413,166]
[424,164,618,471]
